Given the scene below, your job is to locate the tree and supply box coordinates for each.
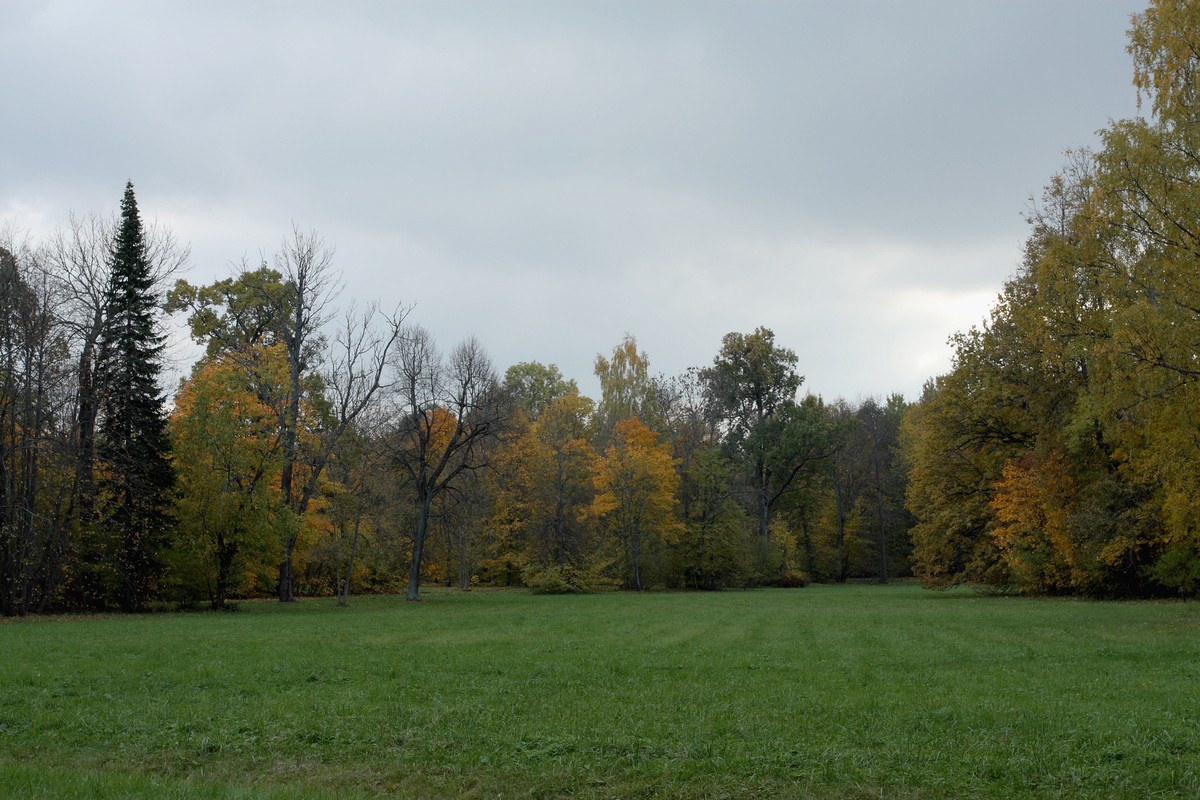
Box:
[901,159,1143,595]
[169,231,404,601]
[856,396,909,583]
[898,1,1200,595]
[487,391,598,589]
[825,400,867,583]
[388,329,509,601]
[702,329,835,544]
[0,239,74,616]
[170,350,286,609]
[588,416,681,590]
[503,361,578,422]
[1080,0,1200,591]
[652,367,721,525]
[94,182,174,612]
[593,334,657,441]
[43,207,186,607]
[672,447,750,590]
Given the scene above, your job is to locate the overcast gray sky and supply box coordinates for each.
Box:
[1,1,1144,402]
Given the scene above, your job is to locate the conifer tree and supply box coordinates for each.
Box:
[96,182,174,611]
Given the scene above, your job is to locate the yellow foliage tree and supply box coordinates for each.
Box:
[170,348,287,609]
[589,416,681,590]
[989,454,1077,593]
[486,393,598,590]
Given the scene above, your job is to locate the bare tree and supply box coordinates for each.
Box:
[254,228,341,601]
[304,303,406,604]
[0,236,76,615]
[387,329,509,601]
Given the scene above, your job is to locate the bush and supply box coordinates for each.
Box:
[522,564,590,594]
[769,569,810,588]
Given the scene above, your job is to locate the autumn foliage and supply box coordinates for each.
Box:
[902,0,1200,596]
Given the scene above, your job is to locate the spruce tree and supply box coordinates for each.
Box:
[96,182,174,611]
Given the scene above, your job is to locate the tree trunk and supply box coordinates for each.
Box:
[277,544,295,602]
[407,494,431,601]
[630,527,642,591]
[214,528,238,611]
[757,486,771,540]
[875,461,888,583]
[277,464,296,602]
[800,512,815,576]
[554,496,567,566]
[833,471,847,583]
[276,341,303,602]
[755,456,772,540]
[458,533,471,590]
[338,516,361,607]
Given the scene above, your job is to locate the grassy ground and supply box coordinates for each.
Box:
[1,584,1198,799]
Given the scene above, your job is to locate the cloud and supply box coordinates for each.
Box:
[0,0,1143,406]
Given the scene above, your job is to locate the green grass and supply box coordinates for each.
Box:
[2,584,1199,798]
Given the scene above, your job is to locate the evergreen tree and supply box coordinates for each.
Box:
[95,182,174,611]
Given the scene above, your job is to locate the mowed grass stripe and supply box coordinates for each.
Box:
[2,584,1198,798]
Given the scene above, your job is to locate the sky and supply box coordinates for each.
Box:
[1,1,1146,403]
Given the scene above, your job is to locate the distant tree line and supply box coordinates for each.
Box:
[5,0,1198,613]
[0,189,911,613]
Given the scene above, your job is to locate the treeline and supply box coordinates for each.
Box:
[7,0,1199,612]
[904,1,1200,597]
[0,198,911,613]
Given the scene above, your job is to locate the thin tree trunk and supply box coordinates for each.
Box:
[631,527,642,591]
[277,546,295,602]
[800,512,815,576]
[75,346,97,524]
[277,463,296,601]
[758,486,771,540]
[407,493,431,601]
[458,531,470,591]
[276,338,303,601]
[338,516,362,607]
[833,471,847,583]
[875,461,888,583]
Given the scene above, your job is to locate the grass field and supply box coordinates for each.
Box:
[2,584,1199,799]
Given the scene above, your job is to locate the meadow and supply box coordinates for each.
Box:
[1,583,1198,799]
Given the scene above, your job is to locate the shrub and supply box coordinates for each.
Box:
[522,564,590,594]
[770,569,810,588]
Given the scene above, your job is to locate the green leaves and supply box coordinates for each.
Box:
[167,267,291,357]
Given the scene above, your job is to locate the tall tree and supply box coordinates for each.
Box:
[487,391,597,588]
[593,334,656,441]
[503,361,578,422]
[94,183,174,612]
[826,400,867,583]
[702,328,835,543]
[673,446,750,590]
[857,396,908,583]
[44,209,186,595]
[388,329,509,601]
[653,367,721,525]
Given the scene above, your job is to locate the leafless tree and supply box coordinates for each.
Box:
[387,329,510,600]
[0,234,76,614]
